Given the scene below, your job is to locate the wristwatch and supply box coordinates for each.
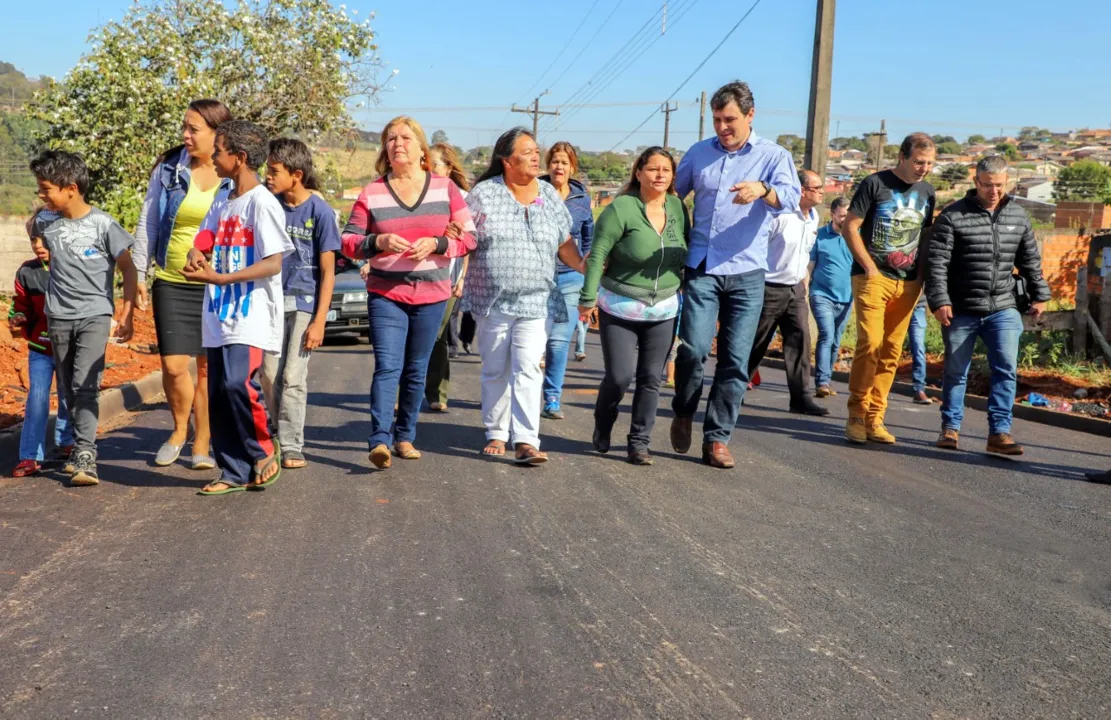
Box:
[759,182,771,198]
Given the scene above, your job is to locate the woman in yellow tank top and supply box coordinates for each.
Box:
[133,99,234,470]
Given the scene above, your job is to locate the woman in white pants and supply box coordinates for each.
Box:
[462,127,584,464]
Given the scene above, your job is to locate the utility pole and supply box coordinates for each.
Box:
[698,91,707,141]
[661,101,679,151]
[511,91,559,140]
[803,0,836,176]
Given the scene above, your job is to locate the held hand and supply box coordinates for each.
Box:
[1030,301,1047,319]
[183,248,206,273]
[444,221,464,240]
[452,279,465,298]
[303,321,325,351]
[729,181,766,205]
[407,237,438,263]
[180,260,220,285]
[114,314,134,344]
[9,313,26,331]
[375,233,410,254]
[359,264,370,281]
[136,284,149,311]
[933,305,953,327]
[578,304,594,323]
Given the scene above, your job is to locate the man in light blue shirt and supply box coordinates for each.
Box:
[670,81,801,469]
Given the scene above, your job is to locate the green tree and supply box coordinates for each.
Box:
[431,129,450,146]
[776,133,804,157]
[1054,160,1111,203]
[940,164,969,185]
[967,134,986,144]
[995,143,1020,161]
[28,0,382,228]
[831,136,867,152]
[935,141,962,156]
[932,135,957,145]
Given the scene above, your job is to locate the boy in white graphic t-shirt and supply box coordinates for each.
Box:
[182,120,293,496]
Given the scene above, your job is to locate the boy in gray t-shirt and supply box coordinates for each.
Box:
[30,150,138,487]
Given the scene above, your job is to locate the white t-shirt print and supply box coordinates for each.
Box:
[196,184,294,353]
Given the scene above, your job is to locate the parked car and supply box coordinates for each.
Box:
[324,258,370,338]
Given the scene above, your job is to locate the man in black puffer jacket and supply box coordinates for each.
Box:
[926,155,1050,456]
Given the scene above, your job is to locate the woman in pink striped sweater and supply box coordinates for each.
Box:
[342,116,476,469]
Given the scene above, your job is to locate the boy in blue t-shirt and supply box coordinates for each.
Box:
[261,138,340,469]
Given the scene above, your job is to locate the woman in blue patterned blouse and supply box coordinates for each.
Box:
[462,127,585,464]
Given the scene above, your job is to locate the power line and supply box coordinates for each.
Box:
[551,0,703,130]
[543,0,629,95]
[513,0,603,104]
[608,0,765,152]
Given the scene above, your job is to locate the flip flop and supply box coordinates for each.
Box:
[513,444,548,465]
[282,450,307,469]
[482,440,506,457]
[198,480,245,496]
[249,446,282,489]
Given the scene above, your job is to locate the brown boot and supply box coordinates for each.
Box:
[936,428,959,449]
[701,442,735,469]
[987,433,1024,456]
[671,415,693,454]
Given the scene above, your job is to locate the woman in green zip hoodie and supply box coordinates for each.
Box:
[578,147,689,465]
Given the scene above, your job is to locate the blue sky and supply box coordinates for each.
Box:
[6,0,1109,151]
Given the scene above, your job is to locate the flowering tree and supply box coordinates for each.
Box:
[29,0,383,227]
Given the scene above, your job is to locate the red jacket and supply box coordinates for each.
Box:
[10,259,52,356]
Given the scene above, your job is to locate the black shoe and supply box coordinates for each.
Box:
[1085,470,1111,484]
[627,448,654,466]
[592,425,611,454]
[448,349,459,359]
[461,343,471,355]
[790,400,831,416]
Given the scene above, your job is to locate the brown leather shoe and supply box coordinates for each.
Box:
[701,442,735,469]
[670,415,693,454]
[936,428,959,449]
[987,433,1024,456]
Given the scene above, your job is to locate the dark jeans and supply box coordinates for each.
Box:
[672,266,765,443]
[367,294,446,448]
[595,311,677,452]
[425,296,457,406]
[941,308,1023,435]
[208,344,276,486]
[49,315,112,455]
[747,281,813,406]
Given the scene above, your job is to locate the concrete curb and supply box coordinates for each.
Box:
[760,358,1111,438]
[0,370,166,467]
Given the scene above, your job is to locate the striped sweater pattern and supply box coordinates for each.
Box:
[341,174,476,305]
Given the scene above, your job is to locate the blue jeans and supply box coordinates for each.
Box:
[20,350,73,461]
[940,308,1023,435]
[673,266,765,443]
[572,319,588,356]
[543,272,585,407]
[809,294,853,388]
[367,294,447,448]
[908,301,928,393]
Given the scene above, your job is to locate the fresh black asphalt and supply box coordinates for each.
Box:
[2,332,1110,718]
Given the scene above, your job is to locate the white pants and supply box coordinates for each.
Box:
[476,311,551,449]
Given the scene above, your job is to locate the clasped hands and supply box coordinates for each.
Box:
[375,221,465,262]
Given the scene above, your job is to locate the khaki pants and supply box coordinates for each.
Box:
[847,274,922,423]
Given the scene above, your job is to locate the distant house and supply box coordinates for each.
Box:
[1016,177,1055,203]
[966,144,994,157]
[1076,129,1111,142]
[841,148,866,160]
[1072,146,1106,160]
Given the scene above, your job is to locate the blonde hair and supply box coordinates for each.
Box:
[375,115,431,177]
[429,143,471,192]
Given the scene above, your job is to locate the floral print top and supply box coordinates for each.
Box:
[461,176,573,321]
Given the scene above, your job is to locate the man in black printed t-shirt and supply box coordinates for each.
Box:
[841,133,937,446]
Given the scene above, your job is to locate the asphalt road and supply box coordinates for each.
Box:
[2,332,1110,719]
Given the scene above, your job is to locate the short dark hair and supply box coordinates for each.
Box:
[710,81,755,114]
[623,146,676,197]
[899,133,936,159]
[217,120,269,169]
[269,137,318,189]
[830,196,849,213]
[30,150,89,196]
